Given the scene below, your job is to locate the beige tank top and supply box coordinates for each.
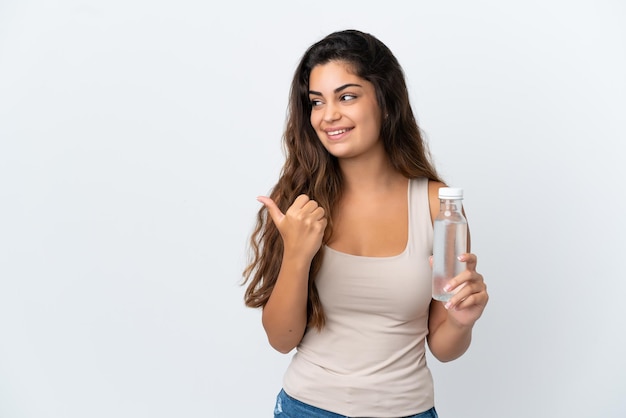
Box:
[283,177,435,417]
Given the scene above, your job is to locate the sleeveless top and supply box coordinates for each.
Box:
[283,177,435,417]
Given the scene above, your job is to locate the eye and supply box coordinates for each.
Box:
[309,98,323,107]
[340,94,357,102]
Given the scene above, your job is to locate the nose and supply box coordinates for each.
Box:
[322,102,340,122]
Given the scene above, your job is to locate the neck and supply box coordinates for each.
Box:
[338,153,405,193]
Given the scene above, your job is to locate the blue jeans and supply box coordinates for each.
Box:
[274,389,438,418]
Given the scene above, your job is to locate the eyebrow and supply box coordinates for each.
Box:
[308,83,363,96]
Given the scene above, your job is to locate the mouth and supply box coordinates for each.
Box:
[325,127,353,139]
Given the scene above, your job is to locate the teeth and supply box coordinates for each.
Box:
[328,129,348,135]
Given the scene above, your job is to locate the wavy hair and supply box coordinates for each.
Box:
[242,29,442,330]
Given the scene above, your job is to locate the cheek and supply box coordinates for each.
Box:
[310,111,321,128]
[365,110,382,133]
[309,114,323,141]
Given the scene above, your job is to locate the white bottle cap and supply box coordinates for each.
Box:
[439,187,463,200]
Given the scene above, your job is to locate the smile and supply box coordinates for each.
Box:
[326,128,352,136]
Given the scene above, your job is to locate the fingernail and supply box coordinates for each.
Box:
[444,301,452,310]
[443,284,452,292]
[457,254,465,261]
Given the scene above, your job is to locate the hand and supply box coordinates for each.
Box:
[257,194,327,261]
[438,253,489,328]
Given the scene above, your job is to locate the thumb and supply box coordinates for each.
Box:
[257,196,284,224]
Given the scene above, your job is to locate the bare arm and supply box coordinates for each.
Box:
[427,299,472,362]
[261,251,310,353]
[257,195,326,353]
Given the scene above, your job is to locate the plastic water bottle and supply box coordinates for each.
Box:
[432,187,467,302]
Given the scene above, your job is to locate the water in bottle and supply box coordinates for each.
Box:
[432,187,467,302]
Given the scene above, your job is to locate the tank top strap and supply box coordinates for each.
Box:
[407,177,434,256]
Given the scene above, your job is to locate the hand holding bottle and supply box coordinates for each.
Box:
[439,253,488,328]
[431,187,488,329]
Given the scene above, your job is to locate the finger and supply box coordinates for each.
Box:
[257,196,285,224]
[458,253,478,271]
[449,290,488,311]
[292,194,312,209]
[443,255,478,291]
[445,279,486,309]
[312,206,326,221]
[302,199,321,213]
[444,269,482,294]
[442,269,469,293]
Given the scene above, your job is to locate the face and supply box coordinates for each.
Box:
[308,61,383,161]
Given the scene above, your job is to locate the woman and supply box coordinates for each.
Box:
[243,29,488,418]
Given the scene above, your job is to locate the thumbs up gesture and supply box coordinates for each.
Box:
[257,194,327,262]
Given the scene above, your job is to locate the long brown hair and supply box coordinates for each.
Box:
[242,29,442,330]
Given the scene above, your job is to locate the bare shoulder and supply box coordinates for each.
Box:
[427,180,446,225]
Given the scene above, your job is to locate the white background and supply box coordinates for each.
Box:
[1,1,625,417]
